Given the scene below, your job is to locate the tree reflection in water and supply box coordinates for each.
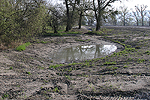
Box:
[52,45,117,63]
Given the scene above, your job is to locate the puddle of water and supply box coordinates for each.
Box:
[51,44,117,63]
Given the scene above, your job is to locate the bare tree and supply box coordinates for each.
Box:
[93,0,120,31]
[64,0,80,31]
[76,0,92,29]
[106,11,118,26]
[135,5,148,26]
[86,11,95,26]
[48,4,64,33]
[132,9,140,26]
[147,11,150,26]
[103,7,118,26]
[118,5,130,26]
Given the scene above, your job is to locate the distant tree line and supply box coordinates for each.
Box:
[0,0,121,48]
[106,4,150,26]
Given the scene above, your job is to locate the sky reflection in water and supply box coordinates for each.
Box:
[51,45,117,63]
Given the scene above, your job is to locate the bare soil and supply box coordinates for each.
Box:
[0,26,150,100]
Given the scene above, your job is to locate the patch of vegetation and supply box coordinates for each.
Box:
[75,39,90,42]
[37,66,44,70]
[68,68,73,72]
[2,93,9,99]
[125,47,136,52]
[49,64,64,69]
[16,42,31,51]
[113,67,118,70]
[68,62,82,66]
[26,71,31,75]
[87,30,103,35]
[44,31,81,37]
[103,62,117,65]
[53,87,59,92]
[111,43,136,57]
[118,39,126,42]
[144,50,150,55]
[83,62,90,67]
[135,46,141,49]
[38,41,48,44]
[65,75,71,80]
[133,75,137,78]
[44,80,48,83]
[106,66,118,70]
[9,66,13,70]
[137,59,145,63]
[123,65,129,68]
[86,28,114,35]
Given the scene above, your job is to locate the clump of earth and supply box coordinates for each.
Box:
[0,26,150,99]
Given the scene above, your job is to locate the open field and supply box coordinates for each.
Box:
[0,26,150,99]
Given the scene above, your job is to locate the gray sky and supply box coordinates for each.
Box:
[113,0,150,11]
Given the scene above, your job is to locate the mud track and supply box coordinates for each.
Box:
[0,26,150,99]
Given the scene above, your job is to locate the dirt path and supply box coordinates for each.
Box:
[0,27,150,99]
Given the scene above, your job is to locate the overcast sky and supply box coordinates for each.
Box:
[113,0,150,11]
[49,0,150,11]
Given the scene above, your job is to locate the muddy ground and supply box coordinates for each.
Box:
[0,26,150,100]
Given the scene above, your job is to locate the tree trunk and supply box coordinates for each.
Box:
[78,12,82,29]
[96,0,101,31]
[113,19,117,26]
[137,20,139,26]
[123,21,125,26]
[65,0,71,31]
[142,16,144,26]
[66,19,71,31]
[54,26,58,33]
[96,18,100,31]
[149,18,150,26]
[123,16,125,26]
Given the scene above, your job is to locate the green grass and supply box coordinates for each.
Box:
[49,64,64,69]
[123,65,129,68]
[65,75,71,80]
[75,39,91,42]
[44,31,81,37]
[37,66,44,70]
[2,94,9,99]
[137,59,145,63]
[144,50,150,55]
[103,62,117,65]
[26,71,31,75]
[16,42,31,51]
[40,41,48,44]
[106,66,118,70]
[9,66,13,70]
[68,62,82,66]
[53,87,59,92]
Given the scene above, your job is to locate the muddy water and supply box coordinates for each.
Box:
[51,44,117,63]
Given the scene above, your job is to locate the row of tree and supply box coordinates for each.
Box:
[61,0,119,31]
[1,0,122,46]
[106,5,150,26]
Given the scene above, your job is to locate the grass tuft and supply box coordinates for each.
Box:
[16,42,31,51]
[49,64,64,69]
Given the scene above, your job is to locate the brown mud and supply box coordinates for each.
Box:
[0,26,150,100]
